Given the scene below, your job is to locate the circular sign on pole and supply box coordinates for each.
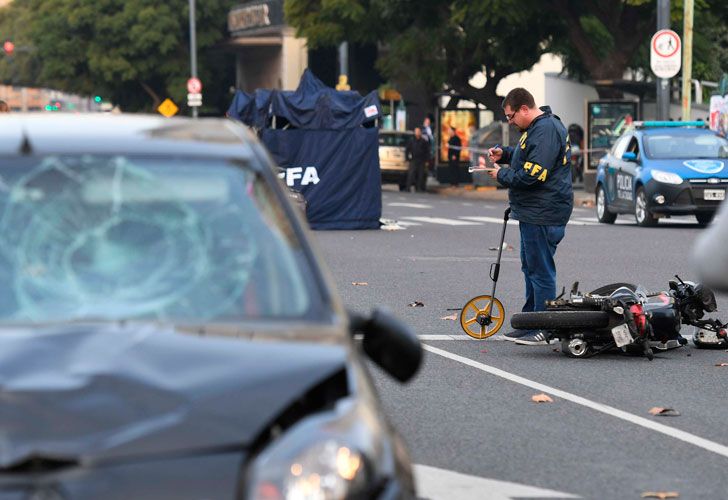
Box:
[187,77,202,94]
[650,29,681,79]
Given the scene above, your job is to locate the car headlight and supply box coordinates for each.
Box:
[246,398,390,500]
[651,169,683,185]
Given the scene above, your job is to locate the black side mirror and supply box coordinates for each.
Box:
[348,309,422,383]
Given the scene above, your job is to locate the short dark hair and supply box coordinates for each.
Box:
[502,88,535,110]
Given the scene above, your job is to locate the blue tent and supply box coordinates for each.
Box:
[227,70,382,229]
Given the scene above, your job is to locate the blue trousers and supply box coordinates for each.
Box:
[519,221,566,312]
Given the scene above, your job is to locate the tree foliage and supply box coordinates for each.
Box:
[0,0,237,113]
[286,0,728,110]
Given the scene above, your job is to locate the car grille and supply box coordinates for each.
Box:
[687,179,726,207]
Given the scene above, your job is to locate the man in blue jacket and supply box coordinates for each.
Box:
[484,88,573,345]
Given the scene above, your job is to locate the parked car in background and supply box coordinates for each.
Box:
[0,113,421,499]
[379,130,413,190]
[595,121,728,226]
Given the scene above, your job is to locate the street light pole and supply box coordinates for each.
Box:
[681,0,694,121]
[656,0,670,121]
[189,0,198,119]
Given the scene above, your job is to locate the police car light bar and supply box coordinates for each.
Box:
[632,120,707,128]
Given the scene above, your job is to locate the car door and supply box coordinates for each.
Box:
[614,135,640,211]
[605,135,631,211]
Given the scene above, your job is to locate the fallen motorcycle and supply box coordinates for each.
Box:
[509,276,726,359]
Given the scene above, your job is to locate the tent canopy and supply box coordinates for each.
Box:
[227,69,381,130]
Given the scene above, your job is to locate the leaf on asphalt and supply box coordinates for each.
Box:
[408,301,425,307]
[351,282,368,286]
[440,313,458,320]
[531,394,553,403]
[641,492,679,499]
[648,407,681,417]
[715,362,728,367]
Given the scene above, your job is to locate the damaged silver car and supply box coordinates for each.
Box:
[0,114,421,500]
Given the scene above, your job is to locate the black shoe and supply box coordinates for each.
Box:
[514,330,550,346]
[502,329,530,342]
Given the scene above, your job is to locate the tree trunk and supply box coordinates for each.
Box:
[139,82,162,109]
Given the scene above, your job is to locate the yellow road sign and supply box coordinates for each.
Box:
[157,98,179,118]
[335,75,351,91]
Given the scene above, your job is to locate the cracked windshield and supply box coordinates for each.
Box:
[0,155,312,323]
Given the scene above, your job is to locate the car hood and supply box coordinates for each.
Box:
[647,159,728,179]
[0,322,347,468]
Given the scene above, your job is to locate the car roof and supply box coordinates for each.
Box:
[0,113,260,163]
[636,127,718,137]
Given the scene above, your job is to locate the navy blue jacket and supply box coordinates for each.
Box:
[496,106,573,225]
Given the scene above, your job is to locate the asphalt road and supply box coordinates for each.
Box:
[312,186,728,499]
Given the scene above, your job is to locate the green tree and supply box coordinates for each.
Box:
[1,0,237,113]
[286,0,564,119]
[287,0,728,111]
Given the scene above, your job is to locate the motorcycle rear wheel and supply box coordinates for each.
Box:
[511,310,609,330]
[589,283,636,295]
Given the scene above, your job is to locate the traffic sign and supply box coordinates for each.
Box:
[157,98,179,118]
[187,92,202,107]
[187,77,202,94]
[651,29,681,79]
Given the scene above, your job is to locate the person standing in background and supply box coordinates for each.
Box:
[447,126,461,186]
[422,116,435,176]
[405,127,431,192]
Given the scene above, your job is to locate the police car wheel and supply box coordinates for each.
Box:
[596,185,616,224]
[695,212,714,226]
[634,188,657,227]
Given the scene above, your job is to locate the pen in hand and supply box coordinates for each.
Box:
[468,144,500,172]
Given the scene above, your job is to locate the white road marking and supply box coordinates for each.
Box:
[418,334,477,340]
[401,216,481,226]
[395,221,422,227]
[387,202,433,209]
[423,344,728,461]
[414,464,580,499]
[458,216,519,226]
[460,216,599,226]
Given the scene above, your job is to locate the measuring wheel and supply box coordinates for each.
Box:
[460,295,505,339]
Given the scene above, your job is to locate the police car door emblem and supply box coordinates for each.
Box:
[683,160,724,174]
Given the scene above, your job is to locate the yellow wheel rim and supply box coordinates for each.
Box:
[459,295,505,339]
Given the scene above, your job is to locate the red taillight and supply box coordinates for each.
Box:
[630,304,646,334]
[719,329,727,339]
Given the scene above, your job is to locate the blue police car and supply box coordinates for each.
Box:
[595,121,728,226]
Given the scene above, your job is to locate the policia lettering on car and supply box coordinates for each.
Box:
[616,173,633,200]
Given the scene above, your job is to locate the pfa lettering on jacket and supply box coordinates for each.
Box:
[278,167,321,187]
